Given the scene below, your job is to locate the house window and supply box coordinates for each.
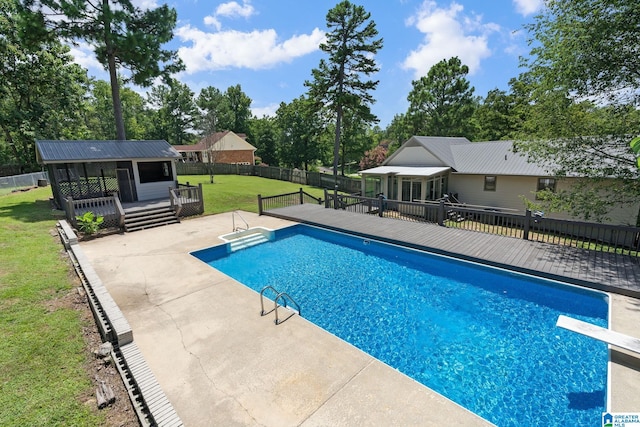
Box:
[537,178,556,192]
[484,176,496,191]
[138,161,173,183]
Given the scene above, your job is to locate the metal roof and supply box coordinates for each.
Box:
[360,166,451,176]
[36,140,181,164]
[409,136,470,168]
[450,140,552,176]
[378,137,554,176]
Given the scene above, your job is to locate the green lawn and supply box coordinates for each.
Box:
[178,174,327,214]
[0,175,326,426]
[0,187,105,426]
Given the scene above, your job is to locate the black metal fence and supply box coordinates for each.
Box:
[258,188,323,214]
[264,191,640,256]
[176,162,362,194]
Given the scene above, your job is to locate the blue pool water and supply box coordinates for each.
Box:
[192,224,608,427]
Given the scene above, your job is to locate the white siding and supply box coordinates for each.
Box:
[387,146,445,166]
[132,160,177,201]
[449,174,533,213]
[136,181,176,201]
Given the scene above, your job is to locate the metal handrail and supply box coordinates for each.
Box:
[274,292,300,325]
[259,285,279,316]
[232,210,248,231]
[259,286,301,325]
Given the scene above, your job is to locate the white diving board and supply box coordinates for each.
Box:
[557,315,640,355]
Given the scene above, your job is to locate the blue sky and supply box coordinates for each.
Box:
[71,0,544,128]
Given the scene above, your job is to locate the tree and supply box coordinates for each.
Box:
[85,79,151,140]
[406,57,477,139]
[196,86,231,136]
[383,113,412,149]
[276,96,324,170]
[305,0,383,181]
[21,0,183,140]
[473,89,519,141]
[516,0,640,222]
[359,145,387,170]
[223,84,253,136]
[146,78,197,146]
[249,116,279,166]
[1,0,89,168]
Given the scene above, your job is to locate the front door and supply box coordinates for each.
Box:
[116,161,137,202]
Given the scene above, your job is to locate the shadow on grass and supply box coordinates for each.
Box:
[0,198,64,224]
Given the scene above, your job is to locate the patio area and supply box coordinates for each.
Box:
[78,210,640,426]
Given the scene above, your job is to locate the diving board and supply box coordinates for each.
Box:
[557,315,640,355]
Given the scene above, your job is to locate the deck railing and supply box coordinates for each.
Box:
[65,194,124,229]
[257,188,322,215]
[170,183,204,217]
[262,191,640,256]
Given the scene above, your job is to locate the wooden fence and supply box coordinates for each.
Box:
[176,163,362,194]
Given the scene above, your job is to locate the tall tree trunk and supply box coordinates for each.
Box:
[333,104,342,185]
[103,0,126,140]
[108,53,126,140]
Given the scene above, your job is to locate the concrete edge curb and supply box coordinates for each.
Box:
[57,220,183,427]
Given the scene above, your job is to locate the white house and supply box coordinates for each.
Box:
[360,136,639,225]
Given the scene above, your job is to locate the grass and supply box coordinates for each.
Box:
[178,174,327,215]
[0,187,105,426]
[0,176,328,426]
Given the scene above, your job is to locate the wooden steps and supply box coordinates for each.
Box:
[124,206,179,232]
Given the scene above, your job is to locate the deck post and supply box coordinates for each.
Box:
[378,195,384,217]
[324,188,329,208]
[258,194,263,215]
[299,188,304,205]
[65,196,75,225]
[198,183,204,214]
[523,209,531,241]
[334,186,338,210]
[437,199,445,226]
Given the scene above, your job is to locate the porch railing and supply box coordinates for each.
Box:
[262,191,640,256]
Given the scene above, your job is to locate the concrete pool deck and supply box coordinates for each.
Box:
[79,211,640,426]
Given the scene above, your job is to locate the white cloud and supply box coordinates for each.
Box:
[512,0,543,16]
[402,1,496,79]
[251,103,279,118]
[131,0,159,10]
[215,1,255,18]
[203,15,222,31]
[176,25,325,73]
[68,42,103,72]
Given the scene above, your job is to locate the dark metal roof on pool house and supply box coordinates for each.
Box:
[35,140,181,164]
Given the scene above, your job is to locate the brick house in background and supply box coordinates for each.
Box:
[174,131,256,165]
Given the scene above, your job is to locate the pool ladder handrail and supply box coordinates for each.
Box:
[259,285,301,325]
[232,210,249,232]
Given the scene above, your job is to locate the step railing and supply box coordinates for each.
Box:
[259,286,301,325]
[233,210,249,231]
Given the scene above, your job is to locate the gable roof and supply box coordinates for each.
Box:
[174,130,256,152]
[379,136,551,176]
[36,140,180,164]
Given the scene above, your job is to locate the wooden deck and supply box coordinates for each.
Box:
[264,204,640,298]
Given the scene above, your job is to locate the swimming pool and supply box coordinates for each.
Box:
[192,224,609,427]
